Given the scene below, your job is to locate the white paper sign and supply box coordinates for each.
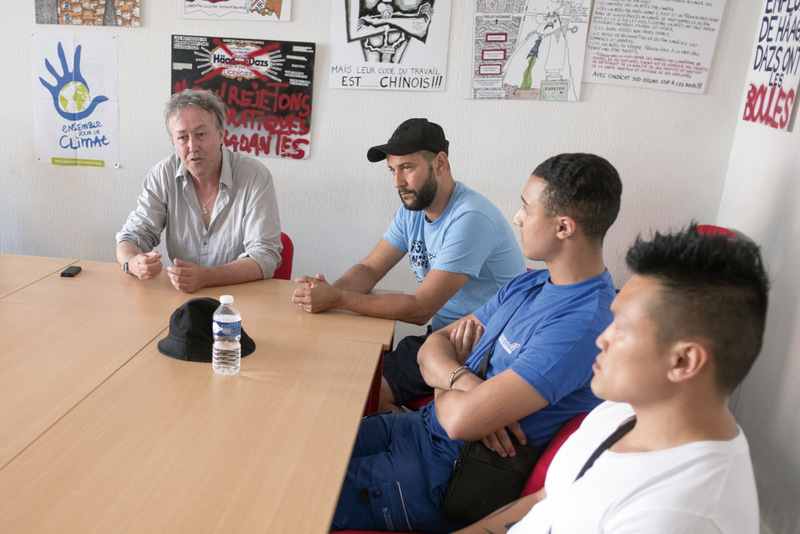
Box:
[585,0,726,93]
[741,0,800,130]
[180,0,290,21]
[31,33,120,168]
[330,0,451,91]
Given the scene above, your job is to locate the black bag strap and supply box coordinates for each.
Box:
[574,417,636,481]
[474,283,544,380]
[546,417,637,533]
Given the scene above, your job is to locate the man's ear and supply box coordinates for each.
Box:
[555,216,577,240]
[434,152,449,175]
[667,338,710,383]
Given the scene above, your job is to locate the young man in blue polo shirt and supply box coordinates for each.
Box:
[331,153,623,533]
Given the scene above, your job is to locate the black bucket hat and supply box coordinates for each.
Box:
[158,297,256,362]
[367,118,449,162]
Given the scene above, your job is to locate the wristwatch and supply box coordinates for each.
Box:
[122,255,136,276]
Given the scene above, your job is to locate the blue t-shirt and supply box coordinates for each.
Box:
[423,269,616,456]
[383,182,525,330]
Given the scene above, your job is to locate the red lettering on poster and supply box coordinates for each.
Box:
[742,83,795,130]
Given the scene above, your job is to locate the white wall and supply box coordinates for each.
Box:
[718,105,800,533]
[3,1,796,531]
[1,1,757,290]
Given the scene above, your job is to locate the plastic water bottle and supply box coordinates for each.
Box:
[212,295,241,375]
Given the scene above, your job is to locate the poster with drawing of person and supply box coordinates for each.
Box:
[471,0,591,101]
[330,0,451,91]
[180,0,290,21]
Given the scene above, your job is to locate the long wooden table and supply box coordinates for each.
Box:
[0,255,395,533]
[0,254,76,298]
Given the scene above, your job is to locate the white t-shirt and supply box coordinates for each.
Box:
[509,401,759,533]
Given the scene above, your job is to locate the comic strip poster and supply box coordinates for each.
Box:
[741,0,800,131]
[31,33,120,167]
[171,35,315,160]
[34,0,140,27]
[330,0,451,91]
[584,0,725,94]
[470,0,591,101]
[179,0,291,22]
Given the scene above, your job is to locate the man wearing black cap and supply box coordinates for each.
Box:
[293,118,525,412]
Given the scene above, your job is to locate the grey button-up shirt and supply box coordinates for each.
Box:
[116,148,282,278]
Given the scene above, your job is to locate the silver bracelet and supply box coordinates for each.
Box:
[448,365,471,390]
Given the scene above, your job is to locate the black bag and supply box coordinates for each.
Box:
[442,434,545,524]
[442,285,546,524]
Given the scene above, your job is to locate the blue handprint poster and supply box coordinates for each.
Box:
[31,33,119,167]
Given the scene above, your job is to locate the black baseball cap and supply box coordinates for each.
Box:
[367,118,449,162]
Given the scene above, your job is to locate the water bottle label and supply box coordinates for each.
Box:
[213,320,241,338]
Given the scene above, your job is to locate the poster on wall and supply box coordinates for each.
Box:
[741,0,800,131]
[584,0,725,94]
[329,0,452,91]
[34,0,140,27]
[31,33,120,168]
[470,0,592,102]
[179,0,290,21]
[171,34,315,160]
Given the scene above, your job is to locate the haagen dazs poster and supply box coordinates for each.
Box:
[330,0,452,91]
[171,34,315,160]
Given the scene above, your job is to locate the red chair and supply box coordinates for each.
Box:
[697,224,737,240]
[272,232,294,280]
[333,411,589,534]
[406,395,433,411]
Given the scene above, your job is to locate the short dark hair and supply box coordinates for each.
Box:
[626,224,769,393]
[164,89,227,134]
[532,153,622,243]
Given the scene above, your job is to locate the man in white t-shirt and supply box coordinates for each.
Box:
[458,225,768,534]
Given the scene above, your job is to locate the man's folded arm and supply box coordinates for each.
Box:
[435,369,549,442]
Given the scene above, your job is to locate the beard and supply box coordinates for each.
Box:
[398,166,438,211]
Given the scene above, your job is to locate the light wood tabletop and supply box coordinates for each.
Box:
[0,254,76,298]
[0,329,381,533]
[3,260,396,350]
[0,300,166,470]
[0,255,395,533]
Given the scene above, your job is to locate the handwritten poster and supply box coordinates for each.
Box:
[35,0,140,27]
[330,0,451,91]
[470,0,592,101]
[31,33,120,167]
[585,0,725,93]
[172,34,315,160]
[742,0,800,131]
[179,0,290,22]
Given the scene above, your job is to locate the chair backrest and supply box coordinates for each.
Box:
[273,232,294,280]
[697,224,737,240]
[522,412,589,496]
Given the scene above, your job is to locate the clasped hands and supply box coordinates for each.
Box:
[127,252,206,293]
[292,273,338,313]
[447,319,528,459]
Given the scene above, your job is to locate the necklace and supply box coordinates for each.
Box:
[200,184,219,215]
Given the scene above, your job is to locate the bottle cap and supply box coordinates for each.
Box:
[220,295,234,304]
